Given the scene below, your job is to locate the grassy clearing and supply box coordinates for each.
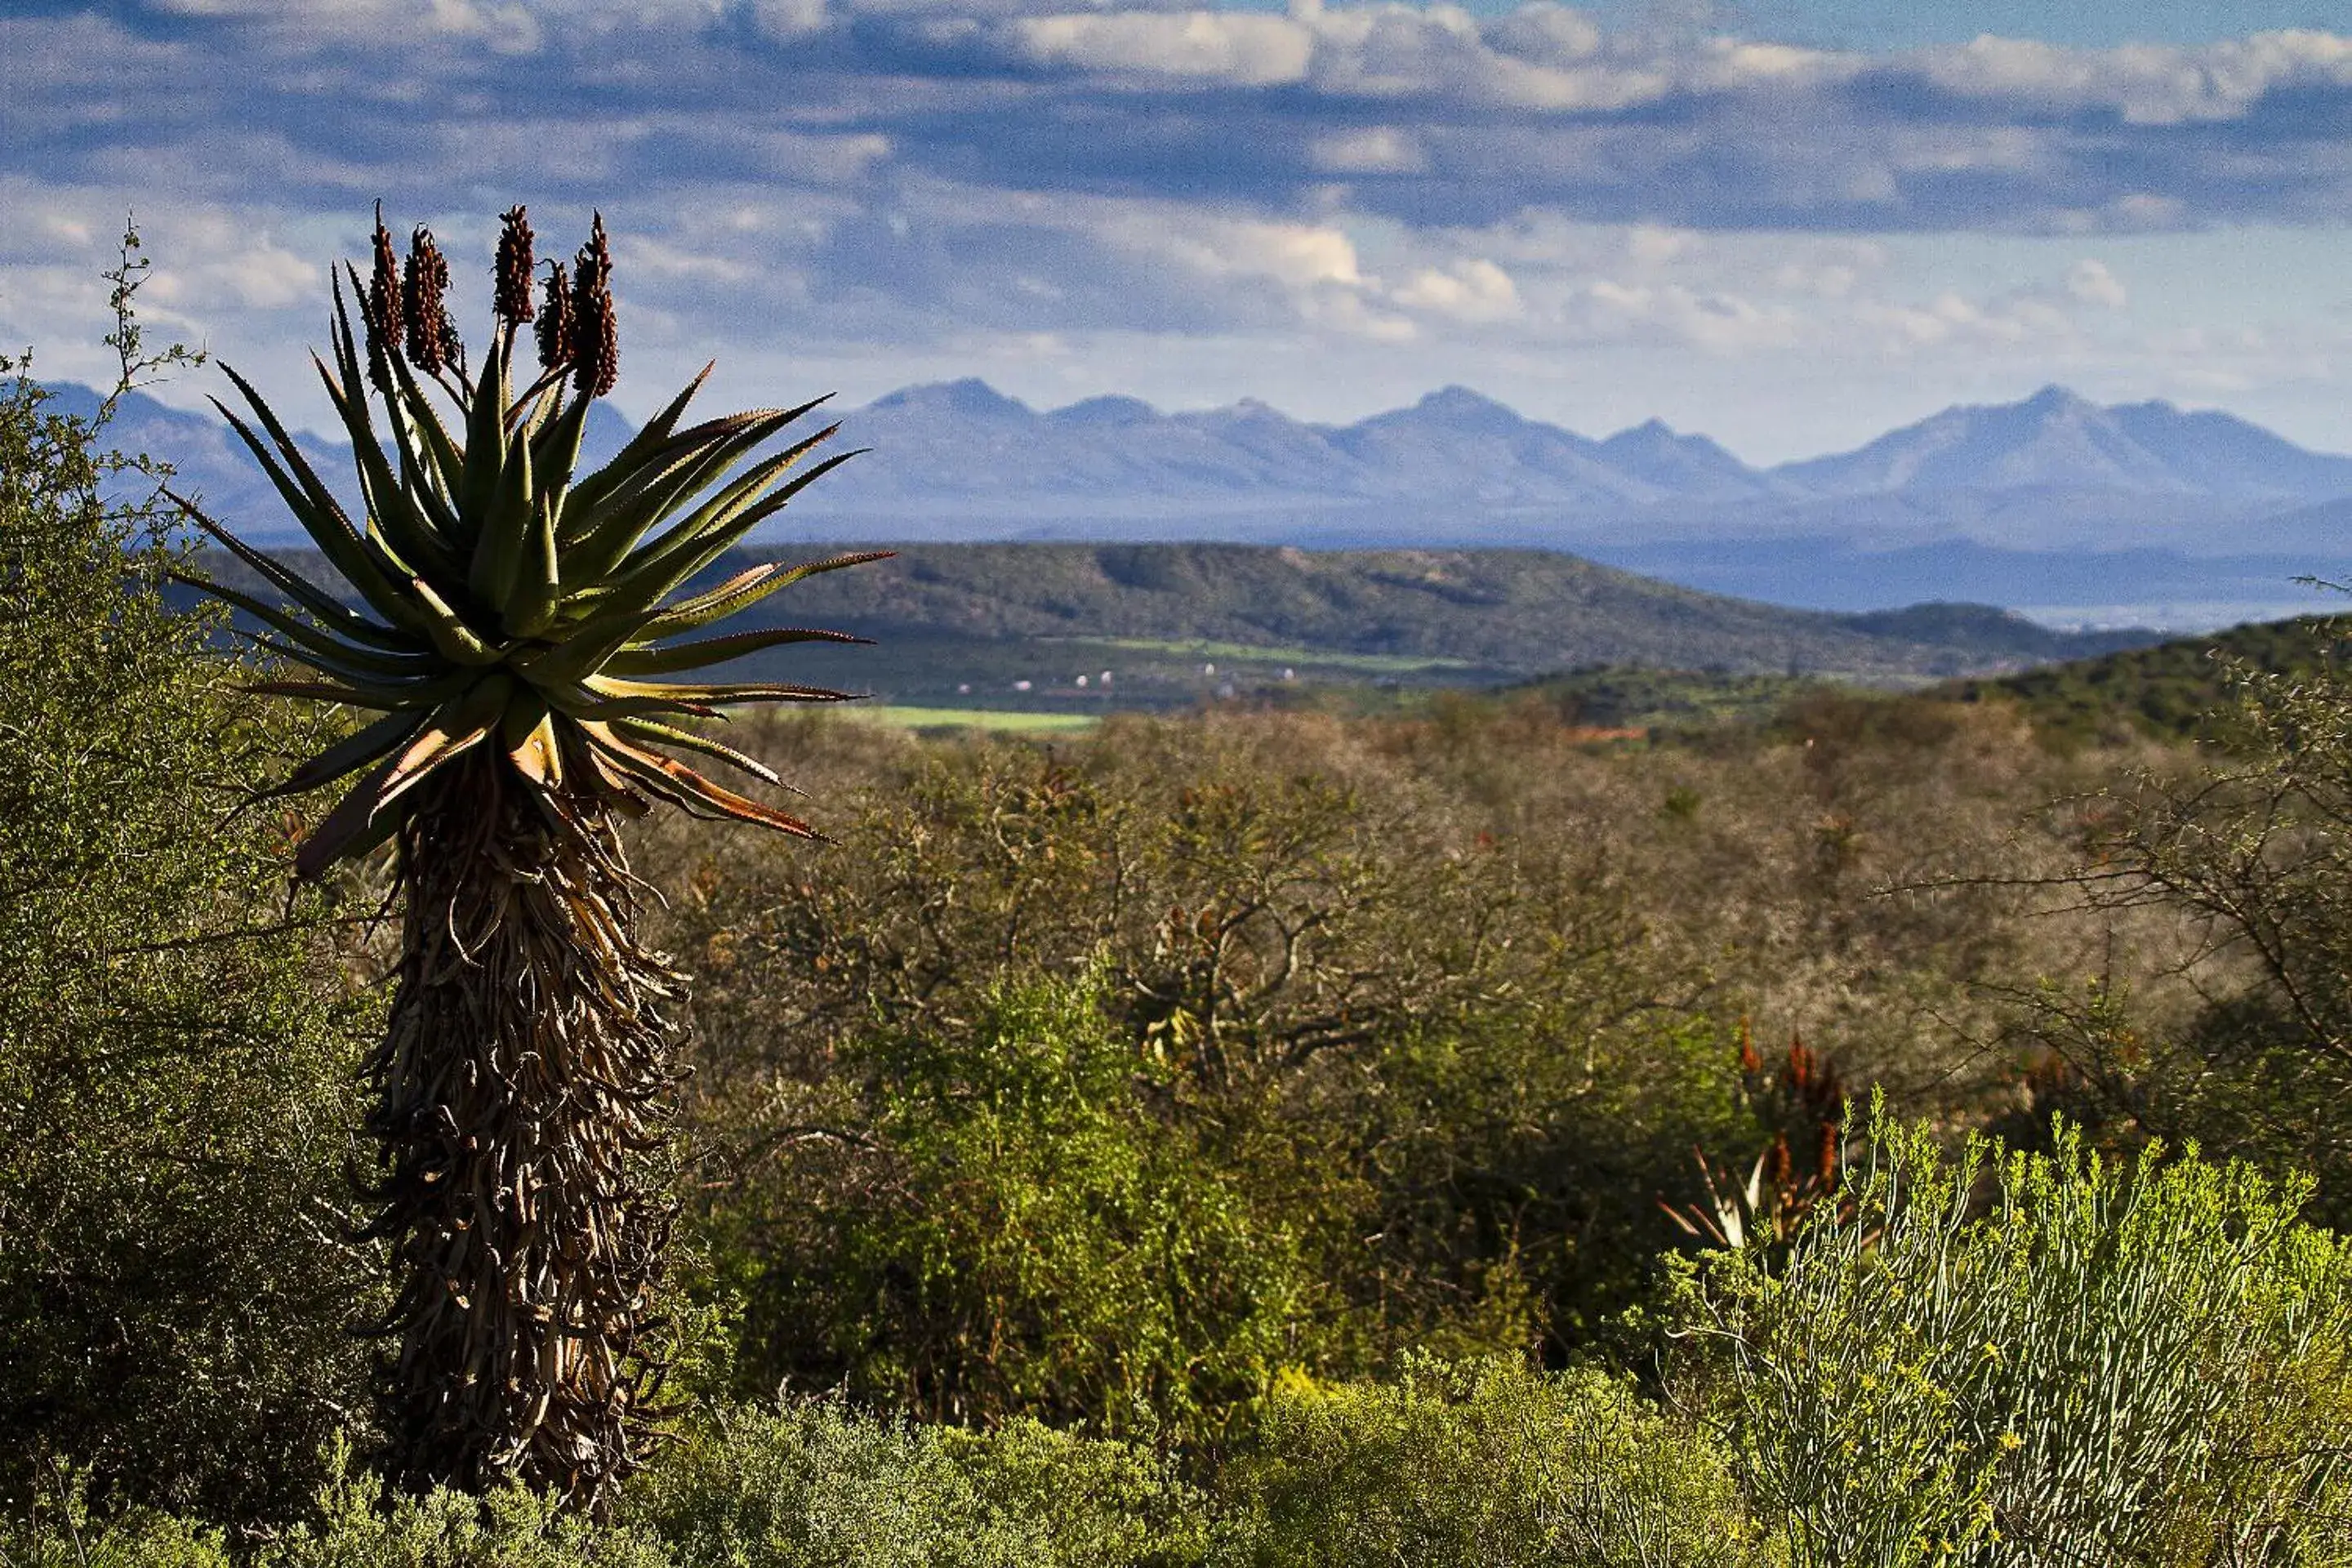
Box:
[1049,635,1482,675]
[844,705,1102,733]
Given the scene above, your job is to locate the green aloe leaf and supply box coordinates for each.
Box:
[606,715,781,784]
[591,448,859,639]
[457,336,510,534]
[604,625,868,678]
[205,391,425,633]
[616,424,840,585]
[566,403,826,580]
[172,572,437,678]
[163,486,409,651]
[266,706,430,800]
[630,550,894,640]
[563,364,739,514]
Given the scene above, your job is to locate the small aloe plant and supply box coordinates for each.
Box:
[176,205,884,1510]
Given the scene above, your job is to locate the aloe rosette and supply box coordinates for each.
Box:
[176,207,883,878]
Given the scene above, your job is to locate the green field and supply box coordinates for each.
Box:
[843,704,1102,733]
[1050,635,1481,675]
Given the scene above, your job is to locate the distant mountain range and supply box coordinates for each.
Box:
[57,376,2352,626]
[816,378,2352,518]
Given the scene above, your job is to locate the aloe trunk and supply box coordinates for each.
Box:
[365,755,673,1504]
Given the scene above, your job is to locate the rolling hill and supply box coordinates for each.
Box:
[190,540,2164,716]
[1940,612,2352,746]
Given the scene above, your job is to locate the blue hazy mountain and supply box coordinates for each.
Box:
[826,381,1781,514]
[40,380,635,534]
[1774,385,2352,501]
[66,374,2352,524]
[49,373,2352,624]
[821,379,2352,515]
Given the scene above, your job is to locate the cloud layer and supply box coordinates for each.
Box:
[10,1,2352,457]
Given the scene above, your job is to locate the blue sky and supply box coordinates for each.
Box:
[10,0,2352,461]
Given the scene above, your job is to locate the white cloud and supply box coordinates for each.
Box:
[19,2,2352,457]
[2066,259,2127,309]
[751,0,831,39]
[1916,29,2352,127]
[1571,278,1802,353]
[1096,210,1365,290]
[1484,3,1603,65]
[1392,257,1521,322]
[1012,11,1314,84]
[1311,127,1427,176]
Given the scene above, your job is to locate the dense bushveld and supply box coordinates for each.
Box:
[7,358,2352,1564]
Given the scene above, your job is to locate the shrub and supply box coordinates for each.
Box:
[3,1406,1210,1568]
[625,1397,1209,1567]
[1686,1111,2352,1566]
[709,966,1318,1444]
[1225,1354,1760,1568]
[0,296,376,1518]
[0,1461,232,1568]
[2013,626,2352,1219]
[258,1450,672,1568]
[664,717,1757,1423]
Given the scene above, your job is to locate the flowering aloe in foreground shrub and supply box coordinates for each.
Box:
[1685,1110,2352,1567]
[175,205,883,1510]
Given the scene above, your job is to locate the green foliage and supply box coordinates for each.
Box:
[675,541,2155,689]
[0,314,375,1518]
[198,538,2149,719]
[1941,613,2351,747]
[1227,1355,1760,1567]
[0,1461,233,1568]
[664,717,1759,1433]
[182,208,880,876]
[1686,1112,2352,1566]
[2007,625,2352,1218]
[708,968,1317,1442]
[629,1398,1207,1568]
[257,1449,671,1568]
[11,256,2352,1549]
[3,1407,1208,1568]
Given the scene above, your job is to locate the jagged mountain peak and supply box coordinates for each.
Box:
[1775,385,2352,501]
[54,373,2352,549]
[1612,416,1677,438]
[1400,384,1526,426]
[2017,383,2095,413]
[866,377,1033,418]
[1049,394,1160,426]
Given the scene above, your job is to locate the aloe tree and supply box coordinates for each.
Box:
[176,206,882,1509]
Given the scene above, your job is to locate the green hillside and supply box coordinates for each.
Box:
[193,540,2158,715]
[1940,612,2352,745]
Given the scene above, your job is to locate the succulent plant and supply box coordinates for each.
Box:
[175,206,883,1510]
[173,207,883,880]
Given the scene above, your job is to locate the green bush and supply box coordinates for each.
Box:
[3,1405,1209,1568]
[710,966,1317,1444]
[1226,1354,1759,1568]
[2011,627,2352,1220]
[261,1450,671,1568]
[1687,1112,2352,1566]
[0,1461,233,1568]
[624,1397,1208,1567]
[0,336,375,1519]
